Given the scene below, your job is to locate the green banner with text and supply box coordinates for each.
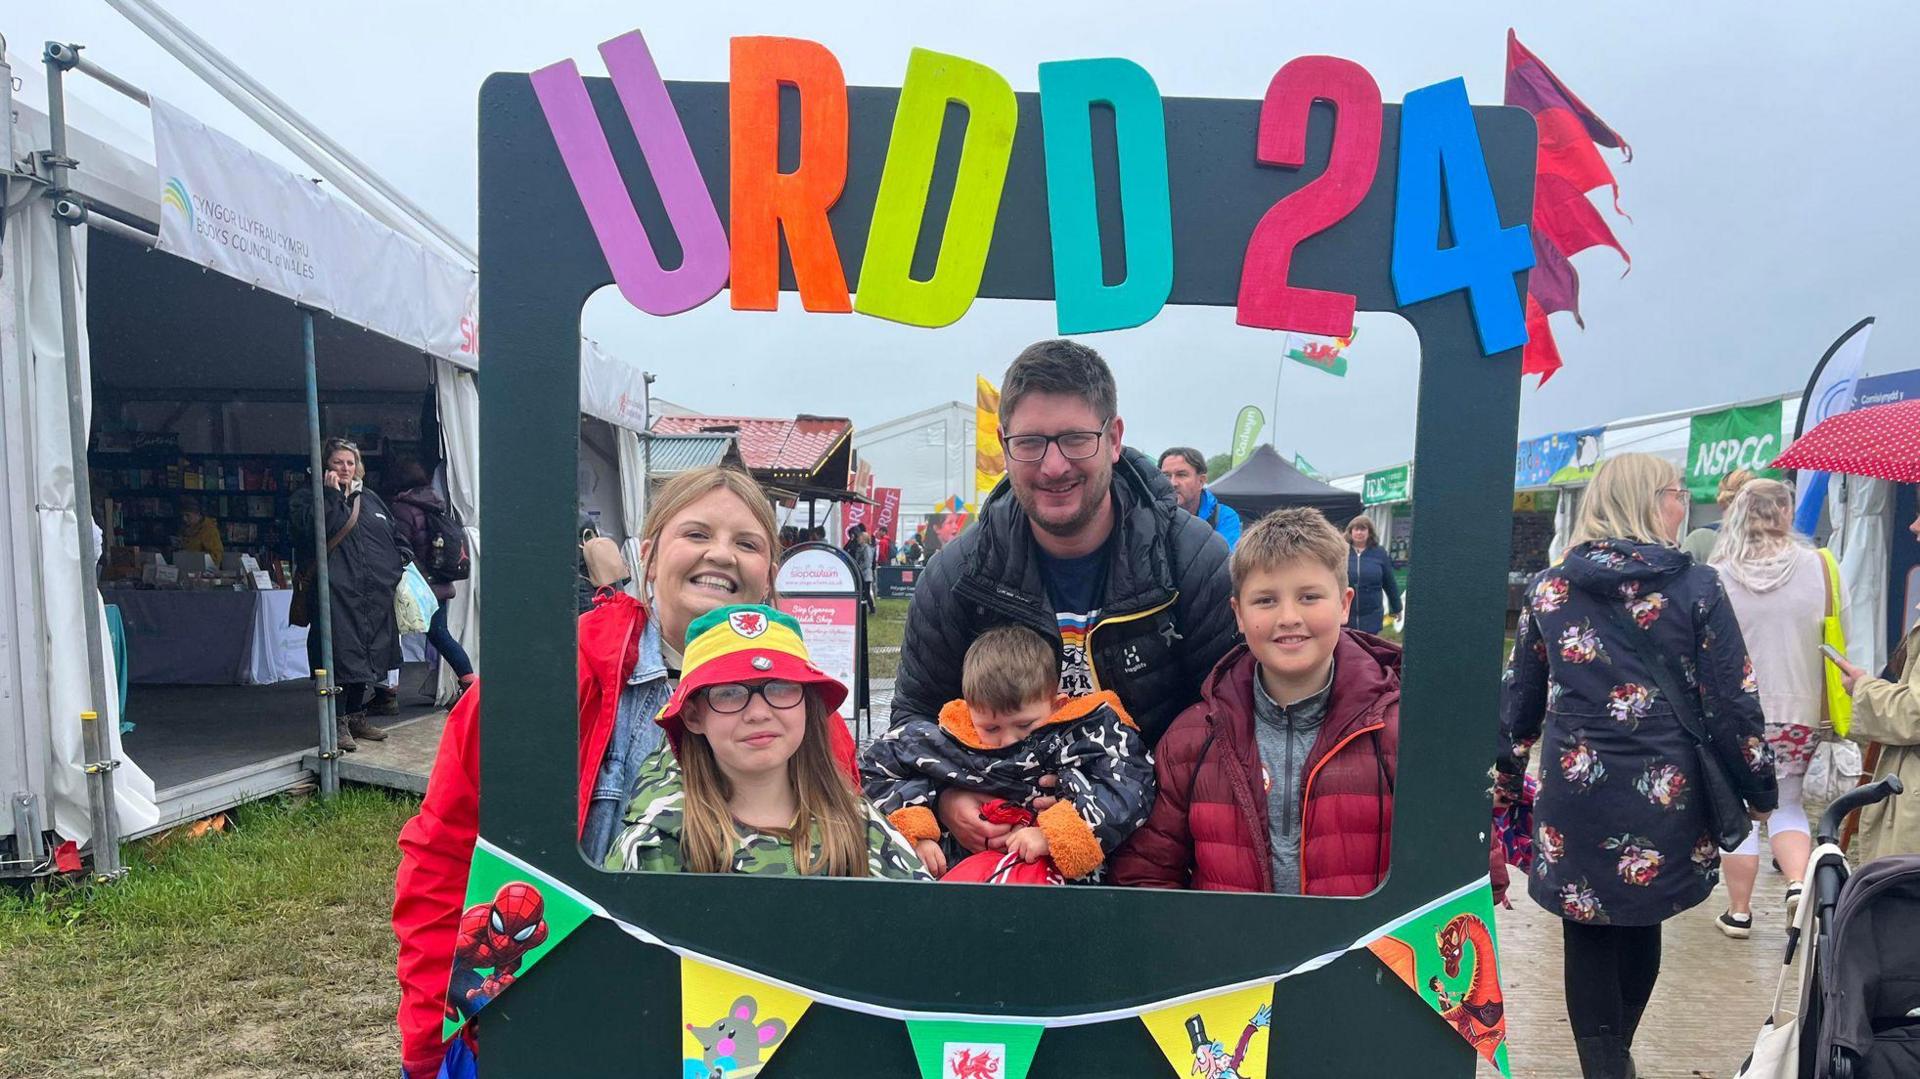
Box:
[1363,464,1411,505]
[1686,401,1784,501]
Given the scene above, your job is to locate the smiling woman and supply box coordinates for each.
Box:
[391,465,864,1079]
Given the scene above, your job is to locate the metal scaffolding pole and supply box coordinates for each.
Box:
[303,310,340,796]
[42,43,123,880]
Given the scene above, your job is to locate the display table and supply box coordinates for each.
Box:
[113,589,311,685]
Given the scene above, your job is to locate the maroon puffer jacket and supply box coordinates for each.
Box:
[1110,631,1399,896]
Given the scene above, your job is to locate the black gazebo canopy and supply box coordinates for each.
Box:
[1208,443,1364,526]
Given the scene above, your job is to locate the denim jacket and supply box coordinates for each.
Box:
[579,612,675,863]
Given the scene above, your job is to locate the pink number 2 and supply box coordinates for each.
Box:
[1235,56,1383,338]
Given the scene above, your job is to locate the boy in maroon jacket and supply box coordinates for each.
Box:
[1111,508,1399,895]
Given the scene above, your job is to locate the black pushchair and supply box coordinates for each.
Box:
[1737,775,1912,1078]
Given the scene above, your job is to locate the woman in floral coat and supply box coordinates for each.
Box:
[1496,454,1778,1079]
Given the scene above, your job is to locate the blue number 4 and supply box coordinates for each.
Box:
[1392,77,1533,356]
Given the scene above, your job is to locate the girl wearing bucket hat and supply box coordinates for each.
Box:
[606,604,930,879]
[394,467,857,1078]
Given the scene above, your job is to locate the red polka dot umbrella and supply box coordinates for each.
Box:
[1772,398,1920,483]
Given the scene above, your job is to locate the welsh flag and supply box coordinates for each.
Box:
[1505,30,1632,385]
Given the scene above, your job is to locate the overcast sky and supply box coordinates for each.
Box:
[15,2,1919,477]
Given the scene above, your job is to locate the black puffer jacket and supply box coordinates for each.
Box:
[890,448,1237,746]
[862,691,1154,880]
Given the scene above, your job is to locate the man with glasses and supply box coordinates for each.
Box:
[885,339,1238,855]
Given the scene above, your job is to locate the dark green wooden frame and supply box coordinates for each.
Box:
[475,70,1534,1076]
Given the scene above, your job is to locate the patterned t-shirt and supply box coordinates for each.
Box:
[1037,545,1110,698]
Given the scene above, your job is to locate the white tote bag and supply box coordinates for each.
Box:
[1735,842,1846,1078]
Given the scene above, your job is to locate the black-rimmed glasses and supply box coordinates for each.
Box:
[1001,423,1109,463]
[702,679,805,714]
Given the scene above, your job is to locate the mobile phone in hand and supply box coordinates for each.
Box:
[1821,643,1848,667]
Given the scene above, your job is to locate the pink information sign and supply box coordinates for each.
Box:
[778,597,860,721]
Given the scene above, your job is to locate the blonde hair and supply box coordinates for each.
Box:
[642,466,780,600]
[1710,478,1803,567]
[1717,468,1756,508]
[322,437,366,481]
[962,626,1056,714]
[1569,453,1684,547]
[676,692,869,876]
[1233,507,1349,593]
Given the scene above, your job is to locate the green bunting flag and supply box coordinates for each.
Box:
[442,841,601,1041]
[906,1019,1046,1079]
[1365,880,1511,1077]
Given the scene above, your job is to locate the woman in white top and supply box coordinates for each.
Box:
[1710,479,1826,936]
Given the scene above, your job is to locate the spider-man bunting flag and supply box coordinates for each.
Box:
[440,845,598,1043]
[1504,29,1632,385]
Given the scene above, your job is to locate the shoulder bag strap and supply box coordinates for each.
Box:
[1600,601,1711,750]
[1818,547,1841,620]
[327,493,362,552]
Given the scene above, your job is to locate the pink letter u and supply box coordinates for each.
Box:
[531,30,729,316]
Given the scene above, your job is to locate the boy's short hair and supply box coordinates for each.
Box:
[1232,507,1349,593]
[962,626,1057,714]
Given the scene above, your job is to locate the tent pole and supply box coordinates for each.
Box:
[44,44,123,881]
[303,309,339,797]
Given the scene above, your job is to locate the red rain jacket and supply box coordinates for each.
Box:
[391,591,858,1077]
[1110,631,1399,896]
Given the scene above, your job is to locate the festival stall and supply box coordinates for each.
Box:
[0,55,495,863]
[1210,443,1364,525]
[652,413,860,530]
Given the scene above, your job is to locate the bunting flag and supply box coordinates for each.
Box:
[441,843,599,1041]
[1138,981,1274,1079]
[975,375,1005,500]
[1504,29,1631,385]
[463,840,1506,1075]
[1528,231,1582,326]
[1505,31,1631,158]
[1365,880,1512,1077]
[680,957,815,1078]
[906,1020,1046,1079]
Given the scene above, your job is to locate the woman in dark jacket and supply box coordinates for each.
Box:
[1496,453,1778,1078]
[292,438,409,750]
[1344,516,1401,634]
[390,460,476,700]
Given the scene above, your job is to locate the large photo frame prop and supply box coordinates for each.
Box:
[478,30,1534,1077]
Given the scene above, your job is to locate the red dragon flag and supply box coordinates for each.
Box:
[1505,29,1631,385]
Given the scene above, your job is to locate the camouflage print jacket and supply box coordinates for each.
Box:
[604,745,931,880]
[859,690,1155,880]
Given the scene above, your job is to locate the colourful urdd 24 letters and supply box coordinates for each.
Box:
[729,37,853,313]
[530,30,731,317]
[853,49,1018,329]
[1391,76,1534,355]
[1037,58,1173,334]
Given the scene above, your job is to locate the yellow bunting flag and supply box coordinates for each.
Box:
[975,374,1004,501]
[679,957,814,1078]
[1138,981,1274,1079]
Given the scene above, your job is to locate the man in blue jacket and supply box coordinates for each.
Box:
[1159,447,1243,548]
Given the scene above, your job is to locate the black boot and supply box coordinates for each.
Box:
[1621,1002,1645,1076]
[1574,1032,1633,1079]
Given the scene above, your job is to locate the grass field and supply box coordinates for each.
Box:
[0,789,414,1078]
[867,596,910,681]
